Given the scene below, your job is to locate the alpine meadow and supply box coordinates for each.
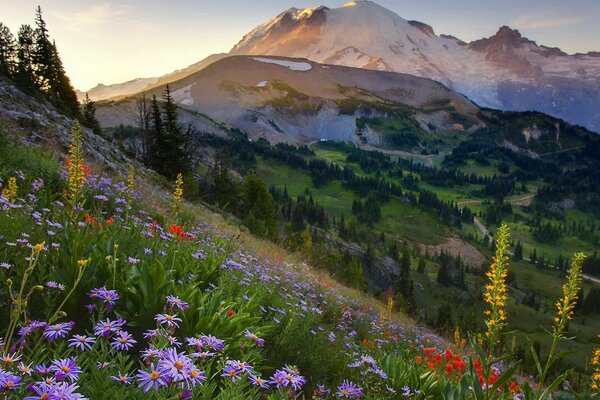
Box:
[1,1,600,399]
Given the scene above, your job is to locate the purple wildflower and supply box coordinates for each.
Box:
[111,373,132,385]
[68,335,96,351]
[136,363,168,393]
[111,330,137,351]
[43,322,73,341]
[154,313,182,328]
[166,295,189,310]
[49,358,81,382]
[336,380,363,399]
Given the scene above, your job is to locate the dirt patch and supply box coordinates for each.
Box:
[423,236,485,267]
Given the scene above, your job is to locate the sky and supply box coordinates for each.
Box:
[1,0,598,91]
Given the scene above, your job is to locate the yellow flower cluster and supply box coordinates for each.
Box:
[126,166,135,202]
[67,121,85,206]
[172,173,183,216]
[483,224,510,351]
[1,176,18,202]
[554,252,585,336]
[454,327,466,352]
[592,342,600,394]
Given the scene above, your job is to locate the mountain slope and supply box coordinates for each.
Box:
[229,1,600,132]
[96,55,481,148]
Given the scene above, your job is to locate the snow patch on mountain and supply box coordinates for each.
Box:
[172,83,195,106]
[251,57,312,71]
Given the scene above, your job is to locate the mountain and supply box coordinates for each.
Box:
[85,0,599,133]
[229,1,600,132]
[96,55,482,148]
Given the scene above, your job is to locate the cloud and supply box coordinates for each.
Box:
[53,3,133,32]
[510,14,584,30]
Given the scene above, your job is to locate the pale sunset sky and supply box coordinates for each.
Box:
[1,0,598,90]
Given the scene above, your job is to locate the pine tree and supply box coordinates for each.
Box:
[82,94,101,135]
[514,241,523,261]
[48,40,80,117]
[241,170,279,240]
[148,85,191,178]
[32,6,54,90]
[0,23,16,77]
[15,24,36,91]
[397,247,415,313]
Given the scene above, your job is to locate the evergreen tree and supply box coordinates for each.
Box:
[82,93,101,135]
[15,24,36,91]
[397,247,415,313]
[148,85,191,178]
[0,23,16,77]
[514,241,523,261]
[47,40,80,117]
[32,6,54,90]
[241,170,279,240]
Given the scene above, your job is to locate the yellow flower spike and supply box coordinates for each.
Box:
[1,176,18,202]
[172,173,184,217]
[554,252,586,337]
[67,121,86,209]
[483,223,511,357]
[591,337,600,395]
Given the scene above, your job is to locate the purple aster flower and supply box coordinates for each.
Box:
[93,318,126,337]
[244,330,265,347]
[221,364,242,382]
[157,348,192,382]
[0,371,21,390]
[68,335,96,351]
[35,363,50,376]
[200,335,224,352]
[336,380,363,399]
[314,384,331,398]
[136,363,168,393]
[111,330,137,351]
[154,313,182,328]
[23,382,53,400]
[49,382,87,399]
[111,372,132,385]
[249,374,270,389]
[43,322,73,341]
[49,358,81,382]
[141,346,161,361]
[185,366,206,388]
[128,256,140,265]
[1,352,22,365]
[89,287,119,307]
[17,361,33,375]
[166,295,189,310]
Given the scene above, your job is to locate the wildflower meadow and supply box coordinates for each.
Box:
[0,123,599,399]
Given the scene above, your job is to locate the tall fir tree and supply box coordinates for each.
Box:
[82,93,101,135]
[15,24,36,91]
[32,6,54,90]
[0,23,16,77]
[397,246,415,313]
[148,85,191,178]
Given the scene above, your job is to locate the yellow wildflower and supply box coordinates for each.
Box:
[1,176,18,202]
[172,173,183,217]
[554,252,585,336]
[483,224,511,354]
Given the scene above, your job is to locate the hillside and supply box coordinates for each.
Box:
[96,55,481,149]
[1,50,599,398]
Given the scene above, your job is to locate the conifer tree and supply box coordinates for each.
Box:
[48,40,80,117]
[15,24,36,91]
[82,93,101,135]
[32,6,54,90]
[397,247,415,313]
[0,23,16,77]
